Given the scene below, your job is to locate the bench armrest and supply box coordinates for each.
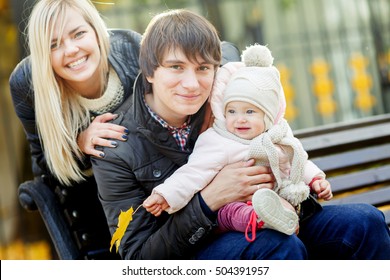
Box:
[18,178,80,259]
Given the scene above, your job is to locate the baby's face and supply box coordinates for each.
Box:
[225,101,265,140]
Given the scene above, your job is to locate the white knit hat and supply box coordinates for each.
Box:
[223,44,286,130]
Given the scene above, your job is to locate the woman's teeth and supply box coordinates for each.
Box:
[68,57,86,68]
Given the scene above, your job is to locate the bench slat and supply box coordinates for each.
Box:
[311,143,390,172]
[294,113,390,138]
[299,122,390,153]
[327,165,390,193]
[322,185,390,206]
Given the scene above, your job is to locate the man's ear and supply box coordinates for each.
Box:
[146,76,153,83]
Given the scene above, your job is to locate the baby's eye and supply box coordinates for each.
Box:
[246,109,255,114]
[227,109,235,114]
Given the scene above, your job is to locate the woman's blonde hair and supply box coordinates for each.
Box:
[27,0,110,186]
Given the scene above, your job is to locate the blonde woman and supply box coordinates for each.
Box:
[9,0,141,186]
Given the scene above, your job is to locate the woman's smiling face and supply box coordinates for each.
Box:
[50,7,101,94]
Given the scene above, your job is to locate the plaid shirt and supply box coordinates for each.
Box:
[144,97,191,151]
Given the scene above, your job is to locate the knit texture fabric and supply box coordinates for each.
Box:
[248,119,309,206]
[222,67,282,131]
[77,67,124,115]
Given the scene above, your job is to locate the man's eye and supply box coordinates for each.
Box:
[199,66,210,71]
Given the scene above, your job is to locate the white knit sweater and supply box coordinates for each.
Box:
[77,67,124,114]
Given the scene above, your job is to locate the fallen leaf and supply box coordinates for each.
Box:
[110,205,142,253]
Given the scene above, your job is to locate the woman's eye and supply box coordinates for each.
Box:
[50,41,60,50]
[75,31,86,38]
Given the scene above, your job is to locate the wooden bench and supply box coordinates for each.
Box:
[294,113,390,226]
[18,114,390,259]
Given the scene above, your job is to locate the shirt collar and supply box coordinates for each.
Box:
[143,95,191,151]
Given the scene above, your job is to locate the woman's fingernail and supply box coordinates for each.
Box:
[122,134,128,140]
[111,141,118,147]
[112,114,118,120]
[124,128,129,134]
[99,153,105,158]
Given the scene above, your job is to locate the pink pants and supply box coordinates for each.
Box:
[217,201,254,232]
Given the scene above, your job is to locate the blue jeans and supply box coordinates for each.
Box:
[194,204,390,260]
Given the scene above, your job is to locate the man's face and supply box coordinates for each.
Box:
[146,48,216,127]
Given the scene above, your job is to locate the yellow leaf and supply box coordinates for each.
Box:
[110,207,134,253]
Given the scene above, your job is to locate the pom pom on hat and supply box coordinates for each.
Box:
[242,44,274,67]
[222,44,286,129]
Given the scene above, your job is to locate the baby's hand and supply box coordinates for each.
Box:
[143,193,169,217]
[311,179,333,201]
